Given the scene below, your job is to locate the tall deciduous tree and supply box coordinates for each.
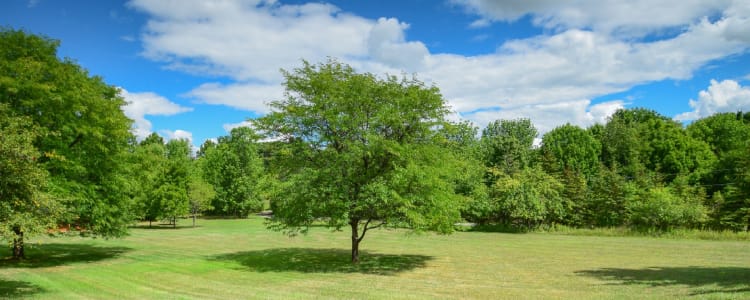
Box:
[541,123,600,178]
[200,127,266,217]
[155,139,192,226]
[130,133,167,225]
[540,124,600,226]
[257,60,463,263]
[439,122,491,224]
[129,136,197,227]
[479,119,538,174]
[0,29,134,255]
[601,108,715,182]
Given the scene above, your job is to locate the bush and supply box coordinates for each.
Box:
[626,187,707,230]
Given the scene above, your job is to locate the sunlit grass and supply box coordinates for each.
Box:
[1,217,749,299]
[528,224,750,241]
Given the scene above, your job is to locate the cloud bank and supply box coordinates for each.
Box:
[127,0,750,134]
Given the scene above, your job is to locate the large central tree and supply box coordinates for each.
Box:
[257,60,463,263]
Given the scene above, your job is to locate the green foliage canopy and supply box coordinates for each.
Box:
[257,60,464,262]
[200,127,267,217]
[541,123,601,178]
[488,166,565,229]
[479,118,538,174]
[0,29,134,241]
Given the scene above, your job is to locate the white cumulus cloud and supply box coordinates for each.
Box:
[128,0,373,82]
[367,18,429,70]
[465,99,625,135]
[119,88,193,140]
[451,0,732,38]
[160,129,194,142]
[185,82,283,113]
[222,120,254,133]
[675,79,750,121]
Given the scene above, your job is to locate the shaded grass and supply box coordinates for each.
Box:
[0,217,748,299]
[0,243,131,268]
[0,279,44,298]
[576,266,750,295]
[212,248,431,275]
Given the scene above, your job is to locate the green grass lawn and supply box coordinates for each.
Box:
[2,218,749,299]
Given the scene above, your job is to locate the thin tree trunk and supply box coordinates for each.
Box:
[192,214,196,227]
[12,227,24,260]
[350,221,360,264]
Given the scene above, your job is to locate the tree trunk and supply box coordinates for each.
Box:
[12,227,24,260]
[350,221,360,264]
[192,214,196,227]
[173,216,176,228]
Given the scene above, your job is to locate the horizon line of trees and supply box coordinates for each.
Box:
[459,109,750,232]
[177,106,750,233]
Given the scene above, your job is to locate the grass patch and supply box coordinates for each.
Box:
[539,225,750,241]
[1,217,748,299]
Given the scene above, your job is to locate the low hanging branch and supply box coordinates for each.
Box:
[358,218,386,242]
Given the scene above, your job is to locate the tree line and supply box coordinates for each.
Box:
[2,29,749,263]
[462,110,750,232]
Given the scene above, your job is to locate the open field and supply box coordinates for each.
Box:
[2,218,749,299]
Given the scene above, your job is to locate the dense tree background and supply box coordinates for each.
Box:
[464,108,749,232]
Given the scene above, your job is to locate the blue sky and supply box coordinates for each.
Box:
[3,0,750,148]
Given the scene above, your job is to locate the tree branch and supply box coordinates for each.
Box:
[357,218,371,242]
[68,134,83,148]
[357,218,386,242]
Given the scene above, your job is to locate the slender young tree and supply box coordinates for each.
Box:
[257,60,464,263]
[130,133,167,226]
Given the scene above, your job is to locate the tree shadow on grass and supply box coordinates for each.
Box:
[0,243,131,269]
[0,279,44,298]
[211,248,432,275]
[576,266,750,295]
